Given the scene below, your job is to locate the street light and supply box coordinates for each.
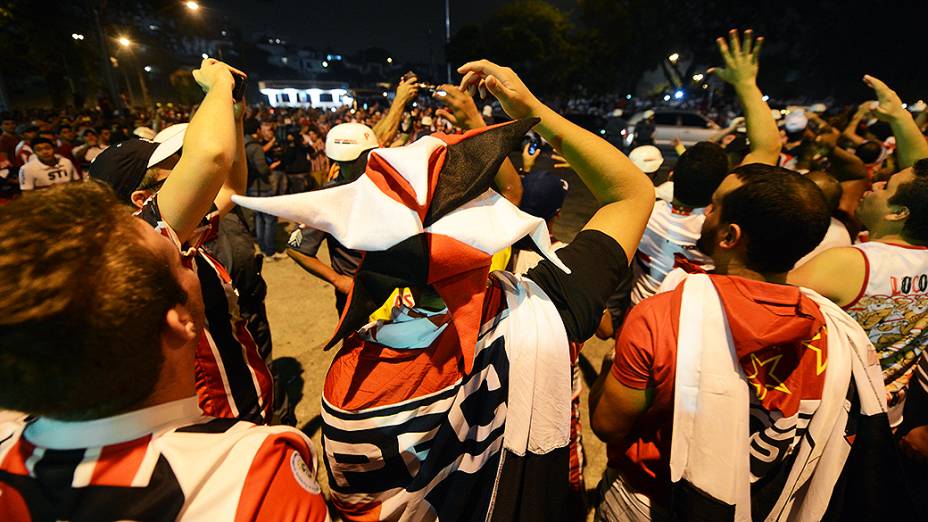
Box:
[322,61,329,68]
[118,36,131,48]
[201,53,208,59]
[71,33,85,41]
[387,57,393,64]
[668,52,680,64]
[185,1,200,11]
[692,73,704,82]
[144,65,153,72]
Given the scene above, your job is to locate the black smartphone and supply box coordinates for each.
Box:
[232,71,247,102]
[528,139,540,155]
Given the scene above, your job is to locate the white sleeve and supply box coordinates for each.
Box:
[65,159,81,181]
[18,166,33,190]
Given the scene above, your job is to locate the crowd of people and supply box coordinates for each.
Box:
[1,27,927,521]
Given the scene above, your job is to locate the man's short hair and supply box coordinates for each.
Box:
[724,164,831,273]
[673,142,729,207]
[890,159,928,245]
[244,118,260,135]
[806,170,842,212]
[856,140,883,164]
[31,137,54,149]
[0,183,187,420]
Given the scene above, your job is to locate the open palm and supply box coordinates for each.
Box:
[709,29,763,86]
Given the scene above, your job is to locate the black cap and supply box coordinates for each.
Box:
[89,139,159,203]
[520,171,569,221]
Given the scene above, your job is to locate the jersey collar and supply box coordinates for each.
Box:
[25,396,201,450]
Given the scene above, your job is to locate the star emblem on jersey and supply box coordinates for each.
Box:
[745,351,791,401]
[233,118,565,372]
[802,328,828,376]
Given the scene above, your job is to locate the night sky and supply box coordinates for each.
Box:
[222,0,575,63]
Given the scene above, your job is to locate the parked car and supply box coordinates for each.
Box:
[624,110,720,147]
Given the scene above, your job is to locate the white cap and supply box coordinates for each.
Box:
[629,145,664,174]
[910,100,927,113]
[147,123,187,168]
[808,103,827,113]
[642,109,656,119]
[133,126,156,140]
[325,122,379,162]
[784,110,808,133]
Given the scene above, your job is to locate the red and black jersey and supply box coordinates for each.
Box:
[0,398,328,521]
[137,196,273,424]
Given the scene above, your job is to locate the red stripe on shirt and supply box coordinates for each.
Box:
[89,434,152,487]
[234,432,328,522]
[0,437,34,476]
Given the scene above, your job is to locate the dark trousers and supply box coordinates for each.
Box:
[247,184,278,256]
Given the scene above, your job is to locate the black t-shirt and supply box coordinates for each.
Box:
[525,229,629,342]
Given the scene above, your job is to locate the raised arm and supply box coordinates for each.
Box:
[842,102,871,147]
[709,29,781,166]
[372,75,419,147]
[214,100,248,216]
[864,75,928,169]
[157,58,239,243]
[434,84,523,205]
[458,60,654,261]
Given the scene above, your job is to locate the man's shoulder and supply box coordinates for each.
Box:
[155,418,311,457]
[57,156,76,169]
[628,290,678,323]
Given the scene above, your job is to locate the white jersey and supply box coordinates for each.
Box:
[794,217,852,267]
[845,241,928,425]
[0,397,329,521]
[18,155,81,190]
[630,199,713,304]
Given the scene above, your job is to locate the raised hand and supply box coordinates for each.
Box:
[521,142,541,172]
[395,75,420,106]
[457,60,542,120]
[192,57,243,93]
[708,29,763,87]
[433,85,485,130]
[863,75,906,122]
[550,153,571,169]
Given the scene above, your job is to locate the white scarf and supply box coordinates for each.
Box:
[669,274,887,521]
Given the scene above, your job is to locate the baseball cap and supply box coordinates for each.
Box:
[150,123,187,168]
[629,145,664,174]
[520,171,569,221]
[784,110,808,133]
[89,139,160,203]
[326,122,378,162]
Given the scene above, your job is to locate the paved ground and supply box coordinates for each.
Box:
[260,147,678,518]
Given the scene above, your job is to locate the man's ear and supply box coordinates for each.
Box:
[719,223,742,250]
[130,189,153,210]
[163,305,197,348]
[886,205,911,223]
